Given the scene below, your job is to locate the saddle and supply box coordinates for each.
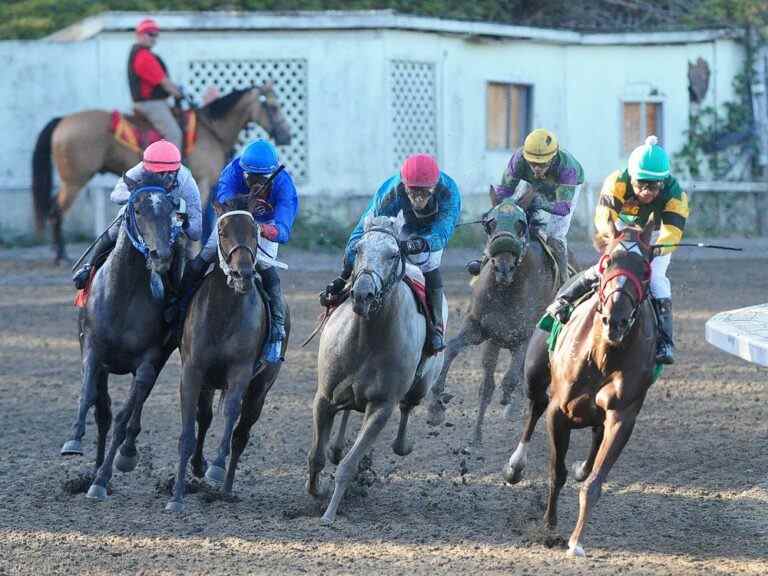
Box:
[110,109,198,155]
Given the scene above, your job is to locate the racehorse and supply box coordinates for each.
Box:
[504,224,658,556]
[166,198,289,512]
[426,199,558,446]
[306,213,446,524]
[31,83,290,262]
[60,180,186,500]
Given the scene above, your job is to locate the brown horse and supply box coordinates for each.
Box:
[504,224,658,557]
[31,84,291,262]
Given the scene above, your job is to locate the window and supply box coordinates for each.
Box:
[486,82,532,150]
[622,100,663,154]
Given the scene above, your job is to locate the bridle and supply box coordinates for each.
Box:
[216,210,258,286]
[596,236,652,327]
[351,226,407,314]
[124,185,185,261]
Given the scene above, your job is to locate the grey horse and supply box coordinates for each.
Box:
[426,200,558,446]
[166,201,289,512]
[60,183,185,500]
[306,213,446,524]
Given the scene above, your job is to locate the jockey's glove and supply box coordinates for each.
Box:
[261,223,279,241]
[401,238,429,255]
[326,276,347,295]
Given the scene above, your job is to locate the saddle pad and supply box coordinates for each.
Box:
[110,110,197,155]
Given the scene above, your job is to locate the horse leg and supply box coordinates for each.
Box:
[224,377,273,495]
[568,410,637,557]
[93,373,111,470]
[474,340,501,446]
[392,402,415,456]
[61,349,101,457]
[327,409,350,465]
[51,180,86,264]
[427,319,483,426]
[87,362,157,500]
[307,393,335,497]
[573,425,605,482]
[501,343,526,418]
[205,367,249,486]
[543,403,571,531]
[504,329,550,484]
[191,387,214,478]
[166,366,203,513]
[321,401,394,525]
[116,359,164,473]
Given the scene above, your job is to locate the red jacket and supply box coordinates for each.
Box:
[127,44,169,102]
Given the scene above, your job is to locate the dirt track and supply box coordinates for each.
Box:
[0,246,766,575]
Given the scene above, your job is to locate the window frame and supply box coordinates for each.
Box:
[486,81,533,151]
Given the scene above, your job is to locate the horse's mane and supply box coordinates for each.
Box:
[202,88,252,119]
[364,214,402,235]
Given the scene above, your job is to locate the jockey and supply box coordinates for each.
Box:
[178,139,298,364]
[324,153,462,352]
[128,18,184,150]
[475,128,584,282]
[72,140,202,288]
[546,135,689,365]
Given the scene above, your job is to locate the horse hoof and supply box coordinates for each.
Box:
[86,484,108,501]
[567,544,586,557]
[61,440,83,456]
[205,464,226,484]
[392,439,414,457]
[115,450,138,473]
[503,463,524,485]
[165,500,185,513]
[320,512,335,525]
[426,404,446,427]
[572,461,589,482]
[327,447,344,466]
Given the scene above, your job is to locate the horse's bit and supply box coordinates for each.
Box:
[216,210,258,285]
[352,226,407,314]
[596,238,651,326]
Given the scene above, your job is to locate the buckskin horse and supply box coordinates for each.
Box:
[426,199,559,446]
[60,179,187,500]
[306,213,446,524]
[166,198,289,512]
[504,224,658,556]
[31,84,290,262]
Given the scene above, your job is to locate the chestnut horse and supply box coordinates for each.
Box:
[504,224,658,557]
[31,84,290,262]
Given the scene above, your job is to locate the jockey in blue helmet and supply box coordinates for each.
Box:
[173,139,298,363]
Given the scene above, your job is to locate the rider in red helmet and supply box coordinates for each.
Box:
[72,140,202,290]
[323,153,462,352]
[129,18,184,150]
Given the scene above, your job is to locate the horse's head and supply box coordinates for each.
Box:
[351,212,406,319]
[126,182,184,274]
[213,198,259,294]
[248,82,292,146]
[482,200,529,286]
[596,223,654,345]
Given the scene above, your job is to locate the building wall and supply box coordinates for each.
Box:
[0,28,745,241]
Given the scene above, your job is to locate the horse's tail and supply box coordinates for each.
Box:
[32,117,62,233]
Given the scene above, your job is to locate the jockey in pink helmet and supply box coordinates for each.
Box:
[72,141,202,292]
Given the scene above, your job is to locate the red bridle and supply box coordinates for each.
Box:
[597,239,652,314]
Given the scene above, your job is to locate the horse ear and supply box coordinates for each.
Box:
[123,174,138,191]
[394,210,406,233]
[213,201,225,216]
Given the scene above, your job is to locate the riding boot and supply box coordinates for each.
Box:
[424,269,446,352]
[547,237,570,285]
[163,255,208,325]
[545,267,600,323]
[260,266,287,364]
[72,232,117,289]
[653,297,675,365]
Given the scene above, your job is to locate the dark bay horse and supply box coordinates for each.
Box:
[426,200,558,445]
[307,214,446,524]
[166,199,289,512]
[504,225,658,557]
[60,182,186,500]
[32,84,291,262]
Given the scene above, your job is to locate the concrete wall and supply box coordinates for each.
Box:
[0,28,746,242]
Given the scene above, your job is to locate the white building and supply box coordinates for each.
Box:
[0,10,744,240]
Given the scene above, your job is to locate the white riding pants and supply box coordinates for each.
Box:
[614,221,672,300]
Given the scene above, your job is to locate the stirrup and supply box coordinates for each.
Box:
[656,342,675,365]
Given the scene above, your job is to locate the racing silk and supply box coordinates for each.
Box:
[497,148,584,204]
[128,44,170,102]
[111,163,203,242]
[214,156,299,244]
[344,172,462,267]
[595,169,689,256]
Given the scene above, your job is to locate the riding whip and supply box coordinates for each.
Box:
[71,212,124,272]
[652,243,743,252]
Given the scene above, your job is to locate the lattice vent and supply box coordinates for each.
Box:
[390,60,438,169]
[187,59,308,181]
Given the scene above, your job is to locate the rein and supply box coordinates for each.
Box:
[351,225,407,315]
[125,185,185,260]
[596,238,651,322]
[216,210,258,285]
